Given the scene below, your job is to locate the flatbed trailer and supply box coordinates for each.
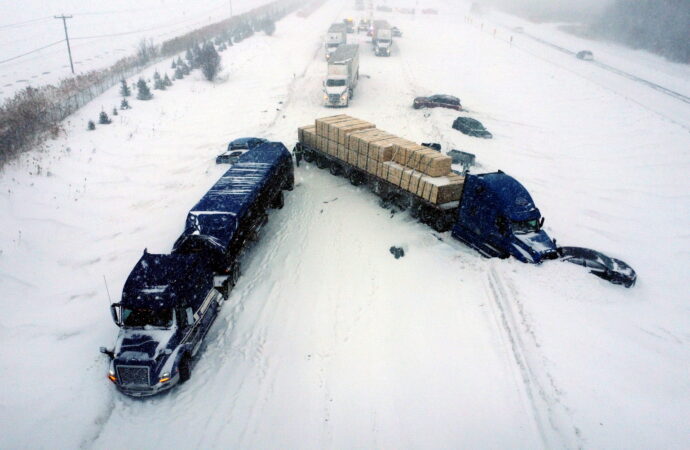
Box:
[296,141,458,232]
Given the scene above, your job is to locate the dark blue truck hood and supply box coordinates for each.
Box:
[477,172,541,222]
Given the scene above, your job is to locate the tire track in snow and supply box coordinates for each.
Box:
[486,266,583,449]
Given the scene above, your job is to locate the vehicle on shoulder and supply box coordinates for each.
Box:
[216,137,268,164]
[576,50,593,61]
[391,26,402,37]
[558,246,637,287]
[413,94,462,111]
[421,8,438,14]
[452,117,492,138]
[376,5,392,12]
[358,19,371,32]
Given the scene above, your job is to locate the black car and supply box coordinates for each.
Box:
[452,117,492,138]
[576,50,593,61]
[413,94,462,111]
[558,246,637,287]
[391,26,402,37]
[216,137,268,164]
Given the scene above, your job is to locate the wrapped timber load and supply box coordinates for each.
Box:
[315,114,351,136]
[298,125,316,148]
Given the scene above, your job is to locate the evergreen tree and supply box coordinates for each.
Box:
[112,107,118,116]
[174,66,184,80]
[136,78,153,100]
[177,56,184,66]
[163,74,173,86]
[199,42,221,81]
[171,59,177,69]
[154,75,165,91]
[185,48,194,65]
[263,19,276,36]
[87,120,96,131]
[99,110,111,124]
[120,98,131,109]
[119,79,131,97]
[153,70,161,81]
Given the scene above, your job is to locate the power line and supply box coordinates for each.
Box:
[0,16,52,30]
[0,39,65,65]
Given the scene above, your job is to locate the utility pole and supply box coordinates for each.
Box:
[54,14,74,74]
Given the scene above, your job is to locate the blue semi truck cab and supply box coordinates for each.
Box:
[452,172,558,263]
[103,252,223,396]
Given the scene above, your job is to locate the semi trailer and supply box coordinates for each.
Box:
[325,22,347,60]
[101,142,294,396]
[372,20,393,56]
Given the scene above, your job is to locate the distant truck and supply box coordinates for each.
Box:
[325,23,348,60]
[372,20,393,56]
[323,44,359,107]
[296,116,558,263]
[101,142,294,396]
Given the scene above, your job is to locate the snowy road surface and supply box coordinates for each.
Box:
[1,0,689,448]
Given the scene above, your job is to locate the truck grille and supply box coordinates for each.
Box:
[117,365,150,386]
[329,94,340,104]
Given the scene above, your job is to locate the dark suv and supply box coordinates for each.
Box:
[216,137,267,164]
[413,94,462,111]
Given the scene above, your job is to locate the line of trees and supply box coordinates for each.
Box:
[0,0,301,168]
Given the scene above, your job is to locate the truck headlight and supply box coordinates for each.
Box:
[159,372,171,383]
[107,368,117,383]
[340,93,347,101]
[323,94,328,101]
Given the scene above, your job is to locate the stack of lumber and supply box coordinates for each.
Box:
[298,115,464,204]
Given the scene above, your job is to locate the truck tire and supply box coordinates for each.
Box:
[316,156,329,169]
[304,151,315,163]
[420,206,434,224]
[329,163,342,176]
[179,355,192,383]
[349,170,365,186]
[432,214,449,232]
[271,191,284,209]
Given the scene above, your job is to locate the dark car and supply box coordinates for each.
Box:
[576,50,593,61]
[391,26,402,37]
[558,246,637,287]
[358,19,371,32]
[413,94,462,111]
[216,137,268,164]
[452,117,492,138]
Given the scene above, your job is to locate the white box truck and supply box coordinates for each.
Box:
[325,23,348,60]
[323,44,359,107]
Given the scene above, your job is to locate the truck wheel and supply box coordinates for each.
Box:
[420,206,434,224]
[271,191,284,209]
[284,173,294,191]
[349,171,364,186]
[432,214,449,232]
[316,157,329,169]
[329,163,342,176]
[178,355,192,383]
[304,151,315,163]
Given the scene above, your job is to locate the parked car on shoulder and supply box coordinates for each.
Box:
[216,137,268,164]
[576,50,593,61]
[452,117,492,138]
[413,94,462,111]
[558,246,637,287]
[391,26,402,37]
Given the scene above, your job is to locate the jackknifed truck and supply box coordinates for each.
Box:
[323,45,359,107]
[296,115,559,263]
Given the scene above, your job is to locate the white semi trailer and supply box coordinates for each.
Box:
[325,23,348,60]
[323,44,359,107]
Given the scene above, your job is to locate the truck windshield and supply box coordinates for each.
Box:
[122,307,173,328]
[326,79,346,87]
[512,219,540,234]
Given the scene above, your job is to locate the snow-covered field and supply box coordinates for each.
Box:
[0,0,272,100]
[1,0,689,448]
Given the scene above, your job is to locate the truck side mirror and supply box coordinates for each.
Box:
[110,303,122,327]
[539,217,545,229]
[100,347,114,359]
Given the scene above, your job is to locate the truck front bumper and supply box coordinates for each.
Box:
[115,373,180,397]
